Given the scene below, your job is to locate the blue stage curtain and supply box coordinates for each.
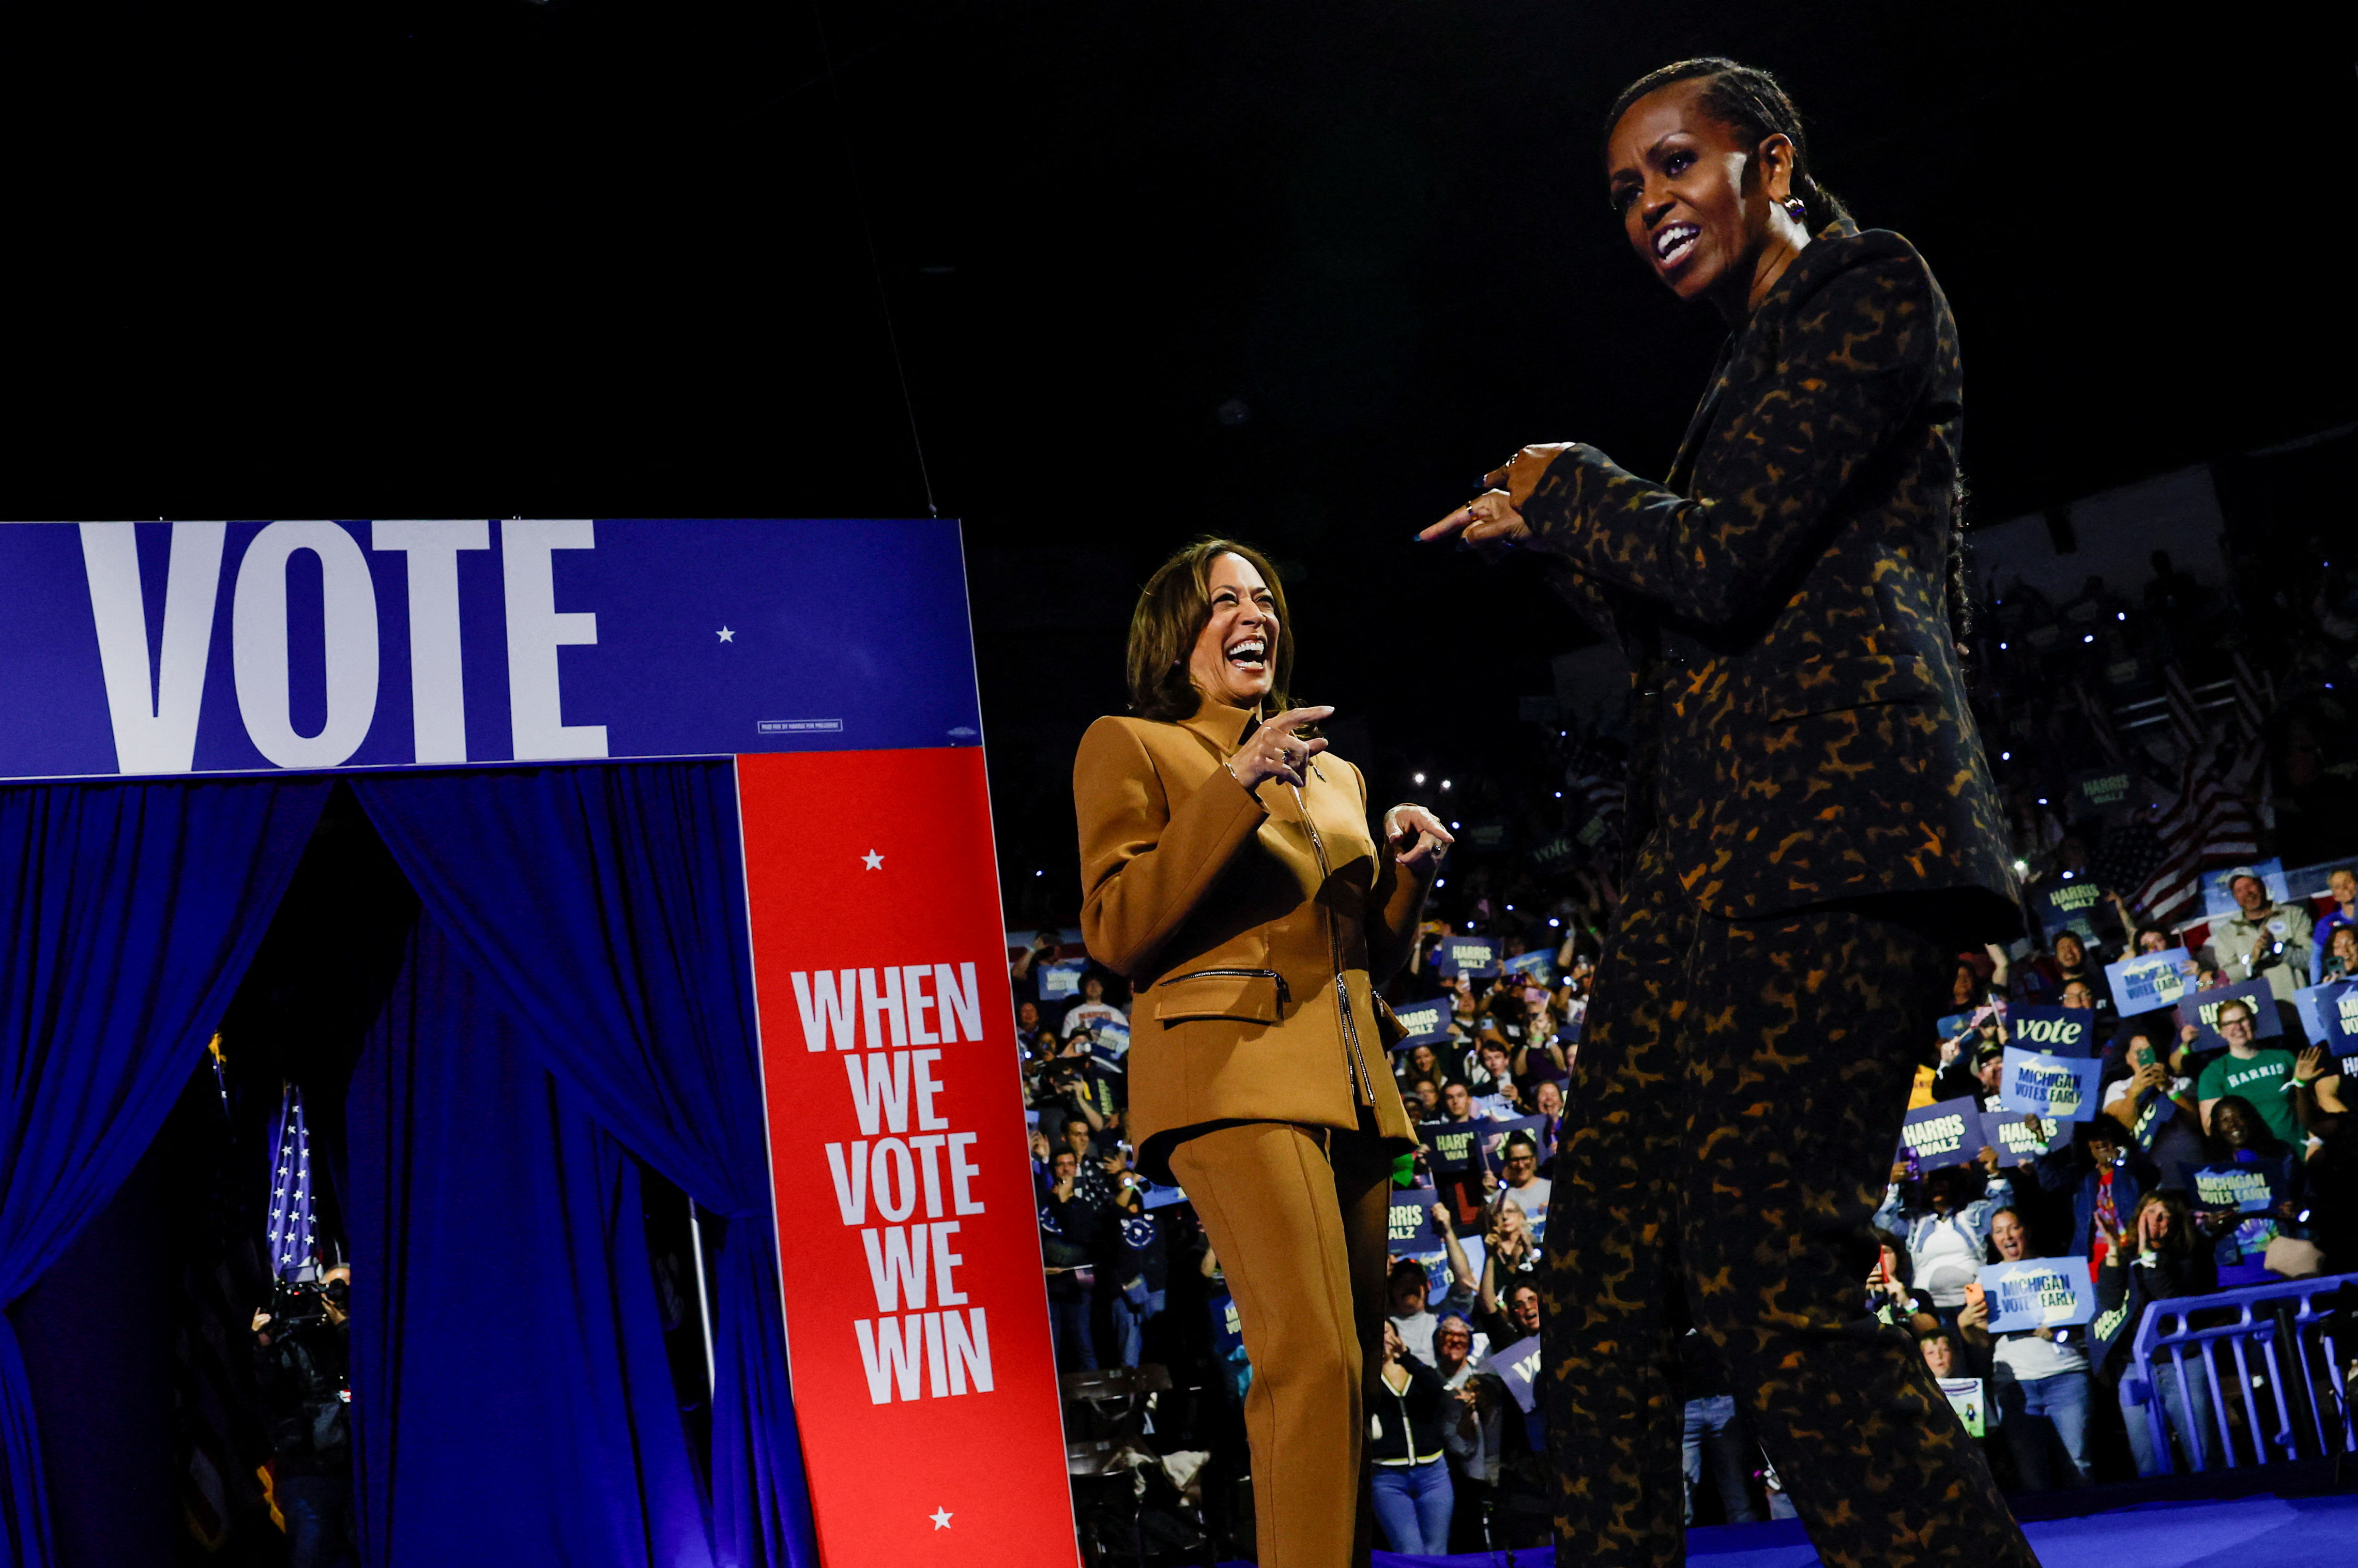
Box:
[347,917,714,1568]
[353,765,815,1568]
[0,778,327,1568]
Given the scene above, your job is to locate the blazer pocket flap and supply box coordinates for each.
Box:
[1154,971,1283,1024]
[1758,653,1937,722]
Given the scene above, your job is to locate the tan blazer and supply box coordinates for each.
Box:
[1074,696,1430,1180]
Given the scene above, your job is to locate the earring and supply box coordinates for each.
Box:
[1783,196,1808,222]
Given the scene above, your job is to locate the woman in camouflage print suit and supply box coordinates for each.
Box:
[1422,59,2040,1568]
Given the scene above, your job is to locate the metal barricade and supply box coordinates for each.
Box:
[2123,1272,2357,1475]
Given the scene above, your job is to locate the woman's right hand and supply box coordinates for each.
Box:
[1226,706,1334,790]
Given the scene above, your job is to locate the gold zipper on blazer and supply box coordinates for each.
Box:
[1162,966,1292,1008]
[1290,780,1375,1107]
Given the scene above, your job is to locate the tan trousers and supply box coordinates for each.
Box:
[1170,1119,1393,1568]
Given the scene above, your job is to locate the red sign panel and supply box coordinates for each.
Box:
[736,748,1075,1567]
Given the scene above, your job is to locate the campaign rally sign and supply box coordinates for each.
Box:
[2105,947,2197,1016]
[1491,1334,1545,1415]
[1478,1117,1550,1175]
[2033,879,2106,945]
[0,519,987,778]
[2316,982,2358,1079]
[1389,997,1454,1049]
[0,518,1073,1565]
[1938,1378,1988,1440]
[1435,936,1501,977]
[1987,1109,2058,1168]
[2009,1005,2095,1058]
[2176,978,2282,1051]
[2001,1047,2103,1122]
[2070,767,2136,816]
[1388,1187,1454,1299]
[1897,1098,1983,1171]
[1980,1258,2096,1333]
[2194,1163,2277,1216]
[2293,980,2350,1050]
[2193,1164,2281,1261]
[1501,949,1555,984]
[1036,958,1087,1001]
[2201,859,2286,917]
[1421,1118,1483,1176]
[1084,1019,1131,1069]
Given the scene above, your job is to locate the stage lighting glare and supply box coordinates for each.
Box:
[1548,918,1560,928]
[1554,790,1563,798]
[1440,779,1452,790]
[2036,798,2049,805]
[1999,642,2008,650]
[2013,859,2028,874]
[2116,612,2127,621]
[1414,772,1426,785]
[2082,634,2095,644]
[2000,751,2011,760]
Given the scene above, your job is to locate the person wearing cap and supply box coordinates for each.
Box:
[2210,871,2313,1008]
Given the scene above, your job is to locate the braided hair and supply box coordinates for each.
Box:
[1602,57,1854,234]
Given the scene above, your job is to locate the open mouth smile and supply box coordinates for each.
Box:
[1224,634,1267,671]
[1653,222,1700,270]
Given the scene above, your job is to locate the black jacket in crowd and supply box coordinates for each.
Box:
[253,1315,351,1477]
[1370,1352,1450,1466]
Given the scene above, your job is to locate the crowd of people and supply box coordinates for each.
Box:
[1015,543,2358,1552]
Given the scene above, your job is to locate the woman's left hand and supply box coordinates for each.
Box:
[1384,805,1454,871]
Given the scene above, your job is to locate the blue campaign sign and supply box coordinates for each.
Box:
[1435,937,1500,977]
[2000,1047,2103,1122]
[1037,958,1088,1001]
[1500,949,1555,984]
[1896,1097,1983,1172]
[1387,1187,1446,1255]
[2293,980,2350,1048]
[1979,1258,2096,1334]
[0,518,983,781]
[1490,1334,1545,1415]
[1085,1019,1131,1069]
[2176,978,2282,1051]
[2201,859,2286,918]
[1986,1109,2057,1168]
[1389,998,1454,1049]
[2008,1005,2094,1058]
[2033,880,2106,944]
[2105,947,2197,1016]
[2317,983,2358,1080]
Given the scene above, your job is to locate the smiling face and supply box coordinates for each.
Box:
[2213,1100,2259,1149]
[1606,77,1800,314]
[2334,927,2358,966]
[1184,552,1279,710]
[2333,869,2357,907]
[2231,875,2269,915]
[2216,1003,2258,1056]
[1990,1209,2027,1261]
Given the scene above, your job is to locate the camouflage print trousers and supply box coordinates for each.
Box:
[1540,833,2038,1568]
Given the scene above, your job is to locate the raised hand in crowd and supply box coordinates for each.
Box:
[2295,1045,2330,1087]
[1223,705,1334,790]
[1976,1144,2002,1177]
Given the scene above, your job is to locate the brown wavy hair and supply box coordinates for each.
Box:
[1124,538,1299,723]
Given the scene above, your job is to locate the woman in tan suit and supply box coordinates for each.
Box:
[1073,537,1450,1567]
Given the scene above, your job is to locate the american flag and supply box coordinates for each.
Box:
[2161,662,2210,756]
[2069,678,2126,766]
[2118,750,2262,926]
[266,1085,316,1281]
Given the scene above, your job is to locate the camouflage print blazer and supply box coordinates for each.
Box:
[1520,223,2018,933]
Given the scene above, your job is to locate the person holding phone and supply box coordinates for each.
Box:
[2092,1192,2218,1475]
[1073,537,1451,1566]
[1420,57,2031,1566]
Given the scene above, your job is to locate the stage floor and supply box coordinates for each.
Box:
[1332,1488,2358,1567]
